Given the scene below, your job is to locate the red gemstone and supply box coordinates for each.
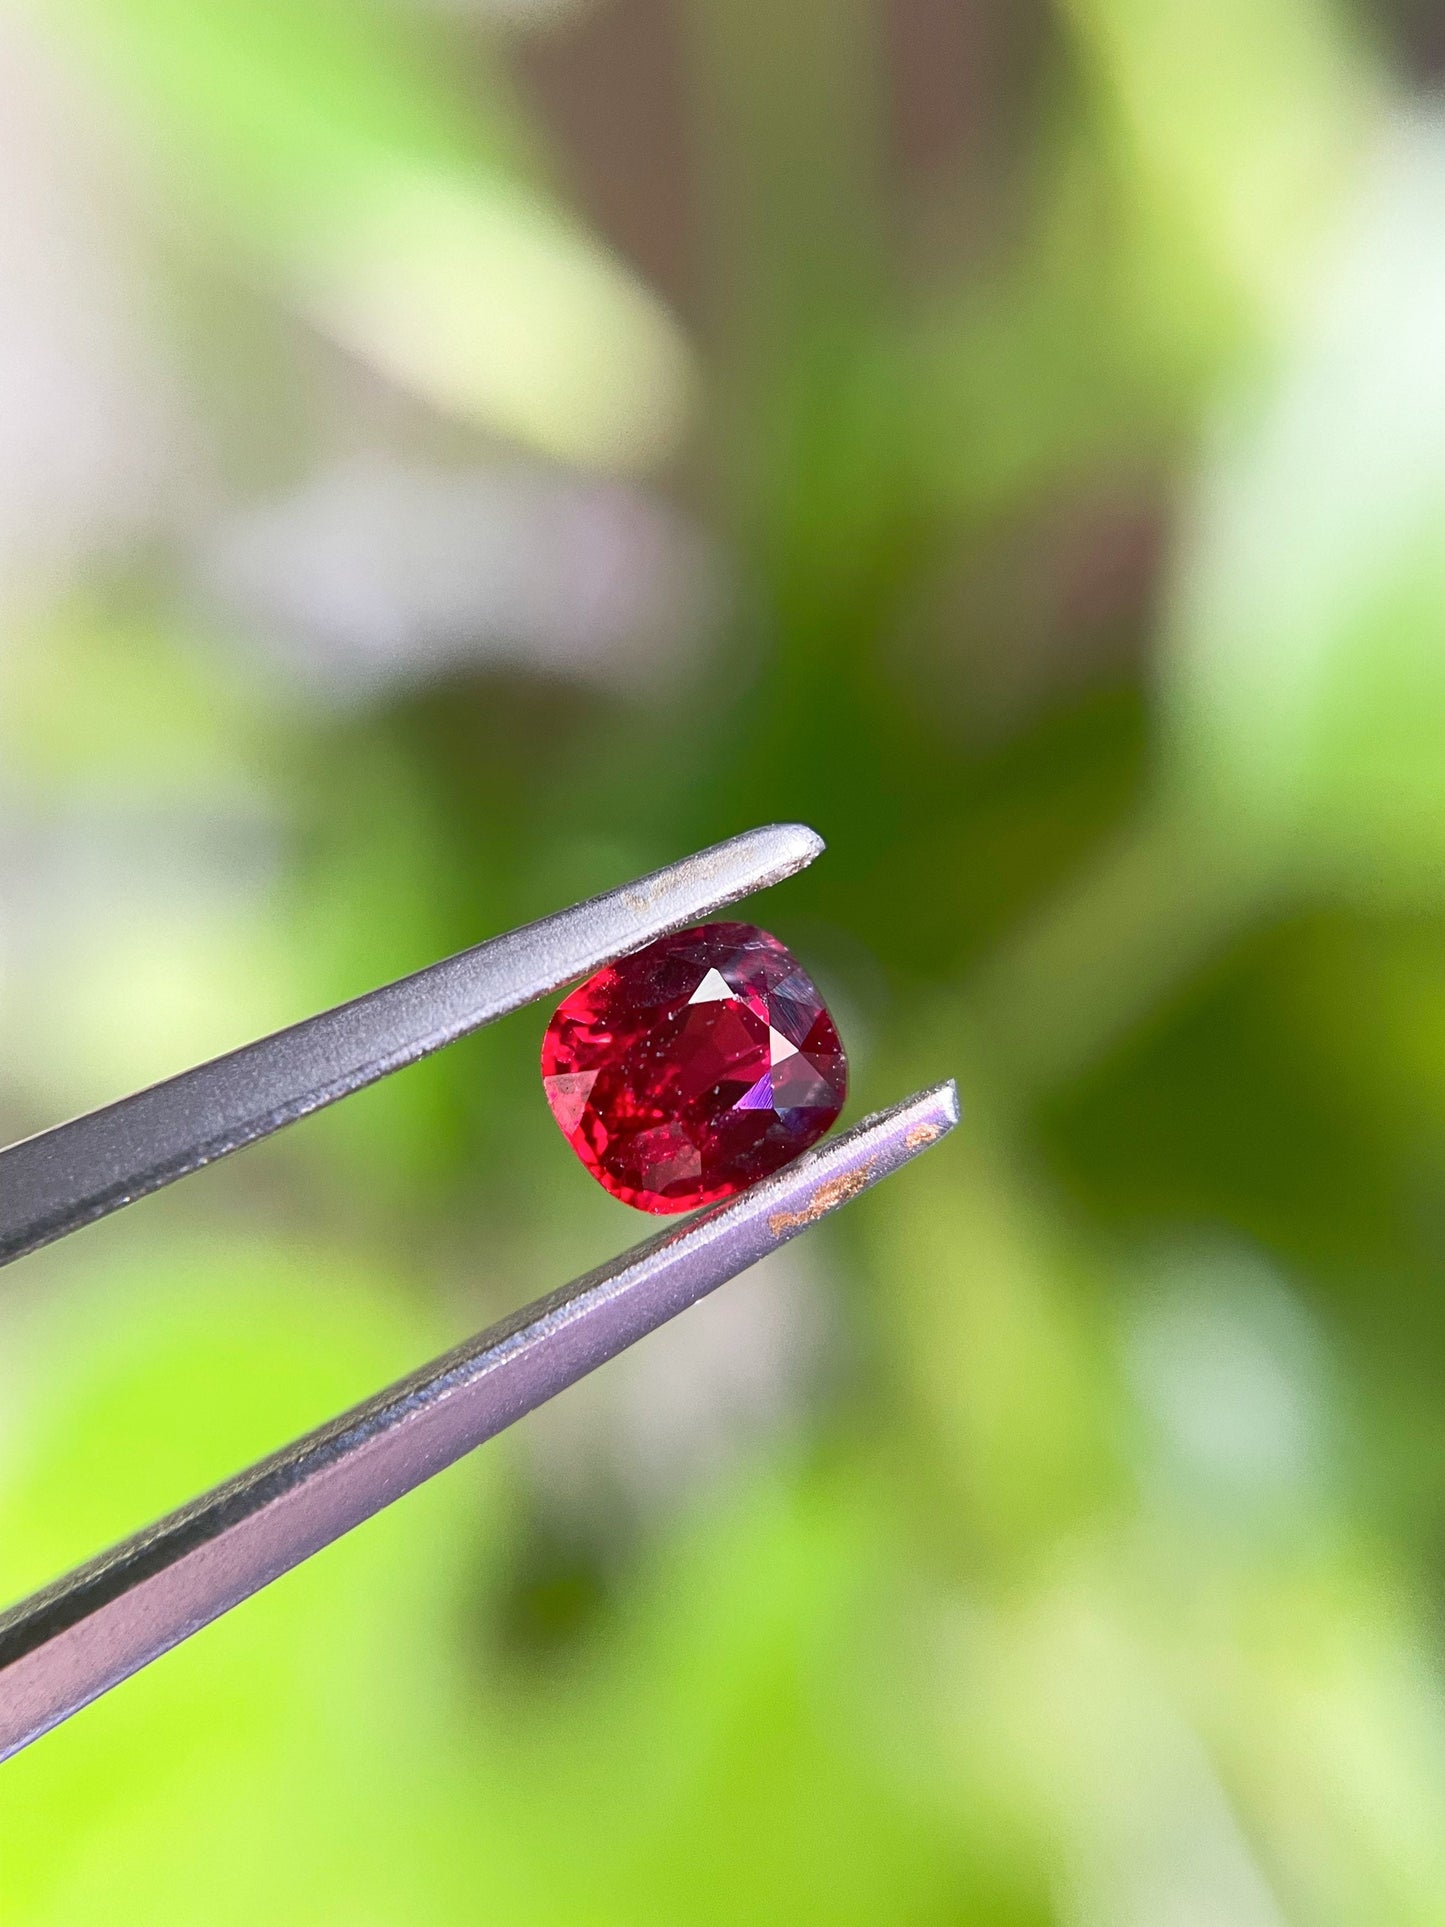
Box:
[541,921,847,1213]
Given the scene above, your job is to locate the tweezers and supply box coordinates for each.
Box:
[0,824,957,1761]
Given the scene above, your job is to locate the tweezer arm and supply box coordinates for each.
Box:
[0,823,823,1269]
[0,1080,958,1761]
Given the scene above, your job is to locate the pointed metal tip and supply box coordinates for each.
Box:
[742,822,825,887]
[0,1072,957,1758]
[779,821,826,864]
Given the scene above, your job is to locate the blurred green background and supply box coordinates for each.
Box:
[4,0,1445,1917]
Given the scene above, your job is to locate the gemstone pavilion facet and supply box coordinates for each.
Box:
[541,922,847,1213]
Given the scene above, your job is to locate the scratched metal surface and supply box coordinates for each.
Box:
[0,823,824,1268]
[0,1079,958,1760]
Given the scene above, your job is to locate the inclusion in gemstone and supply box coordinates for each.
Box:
[541,921,848,1213]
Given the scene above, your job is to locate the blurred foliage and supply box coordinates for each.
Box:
[4,0,1445,1919]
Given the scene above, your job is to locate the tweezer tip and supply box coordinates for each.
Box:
[764,822,826,869]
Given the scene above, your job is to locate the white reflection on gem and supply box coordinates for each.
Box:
[687,968,734,1005]
[768,1027,800,1066]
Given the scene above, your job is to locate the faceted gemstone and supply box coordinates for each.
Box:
[541,921,847,1213]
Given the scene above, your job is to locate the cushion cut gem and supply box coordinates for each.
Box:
[541,921,848,1213]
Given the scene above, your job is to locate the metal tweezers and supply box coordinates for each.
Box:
[0,825,957,1761]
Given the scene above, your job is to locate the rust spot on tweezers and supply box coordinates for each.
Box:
[769,1162,874,1234]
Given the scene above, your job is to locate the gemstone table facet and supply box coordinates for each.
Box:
[541,922,847,1212]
